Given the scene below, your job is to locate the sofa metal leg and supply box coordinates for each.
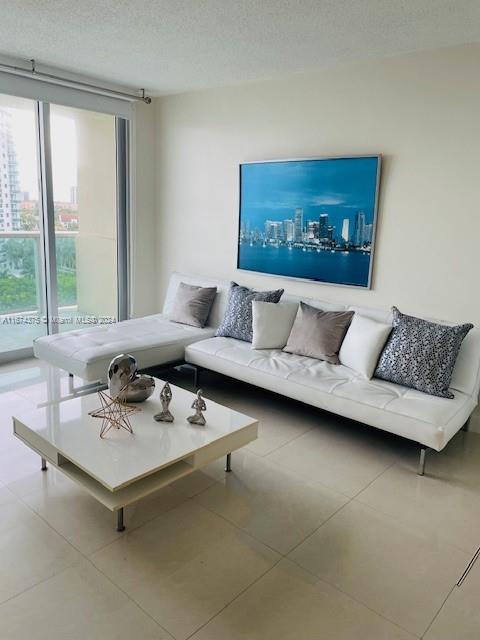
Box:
[418,447,428,476]
[116,507,125,532]
[193,366,201,390]
[462,418,471,432]
[41,457,47,471]
[225,453,232,472]
[65,373,106,398]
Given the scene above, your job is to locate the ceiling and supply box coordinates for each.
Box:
[0,0,479,96]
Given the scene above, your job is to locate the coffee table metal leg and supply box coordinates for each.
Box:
[116,507,125,532]
[225,453,232,472]
[41,457,47,471]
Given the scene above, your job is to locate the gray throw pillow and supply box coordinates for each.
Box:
[283,302,354,364]
[168,282,217,328]
[374,306,473,398]
[216,282,284,342]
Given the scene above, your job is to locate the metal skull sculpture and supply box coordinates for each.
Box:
[108,354,155,402]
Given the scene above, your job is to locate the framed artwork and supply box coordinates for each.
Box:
[237,155,381,288]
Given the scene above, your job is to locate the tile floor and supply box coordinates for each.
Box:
[0,359,479,639]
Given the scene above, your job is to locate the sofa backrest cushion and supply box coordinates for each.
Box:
[347,305,393,325]
[163,273,230,328]
[442,327,480,397]
[282,292,347,312]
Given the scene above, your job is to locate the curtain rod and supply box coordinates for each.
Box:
[0,59,152,104]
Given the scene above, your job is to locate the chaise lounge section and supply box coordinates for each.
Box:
[33,273,229,382]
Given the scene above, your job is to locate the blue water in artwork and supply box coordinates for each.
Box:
[237,156,380,287]
[239,244,371,287]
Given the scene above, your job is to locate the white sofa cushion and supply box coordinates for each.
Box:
[185,337,476,451]
[251,301,298,349]
[339,314,392,379]
[34,314,215,382]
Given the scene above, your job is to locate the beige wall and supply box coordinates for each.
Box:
[65,102,157,321]
[75,109,117,317]
[73,103,158,320]
[154,44,480,327]
[130,101,157,317]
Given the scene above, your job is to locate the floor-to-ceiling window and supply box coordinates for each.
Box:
[0,94,128,361]
[0,94,46,354]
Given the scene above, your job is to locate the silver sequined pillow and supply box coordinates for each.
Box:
[374,306,473,398]
[216,282,284,342]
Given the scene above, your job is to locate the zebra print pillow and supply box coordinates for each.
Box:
[374,307,473,398]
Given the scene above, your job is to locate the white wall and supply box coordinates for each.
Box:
[154,44,480,327]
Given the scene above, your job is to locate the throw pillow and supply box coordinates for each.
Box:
[251,301,299,349]
[339,314,392,379]
[374,306,473,398]
[216,282,284,342]
[283,302,354,364]
[168,282,217,328]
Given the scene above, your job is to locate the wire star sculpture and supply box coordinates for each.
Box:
[88,390,141,439]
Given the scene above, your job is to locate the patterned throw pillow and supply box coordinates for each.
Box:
[216,282,284,342]
[374,306,473,398]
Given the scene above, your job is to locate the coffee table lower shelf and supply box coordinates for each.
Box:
[14,422,253,532]
[33,451,234,532]
[59,458,197,532]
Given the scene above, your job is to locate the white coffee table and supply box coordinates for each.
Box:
[12,378,258,531]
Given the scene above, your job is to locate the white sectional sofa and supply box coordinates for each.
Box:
[34,272,480,472]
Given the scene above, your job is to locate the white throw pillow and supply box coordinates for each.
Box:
[339,314,392,379]
[252,301,299,349]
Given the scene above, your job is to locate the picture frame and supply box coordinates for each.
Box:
[237,155,382,289]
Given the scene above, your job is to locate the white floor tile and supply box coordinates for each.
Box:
[91,501,279,640]
[191,559,415,640]
[357,433,480,554]
[0,497,81,604]
[196,449,347,553]
[19,468,191,555]
[424,558,480,639]
[289,500,468,636]
[267,420,405,497]
[0,559,172,640]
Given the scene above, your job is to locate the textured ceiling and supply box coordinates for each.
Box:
[0,0,479,95]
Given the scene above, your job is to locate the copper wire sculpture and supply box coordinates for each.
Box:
[89,390,141,439]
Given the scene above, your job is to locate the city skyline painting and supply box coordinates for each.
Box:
[237,156,381,288]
